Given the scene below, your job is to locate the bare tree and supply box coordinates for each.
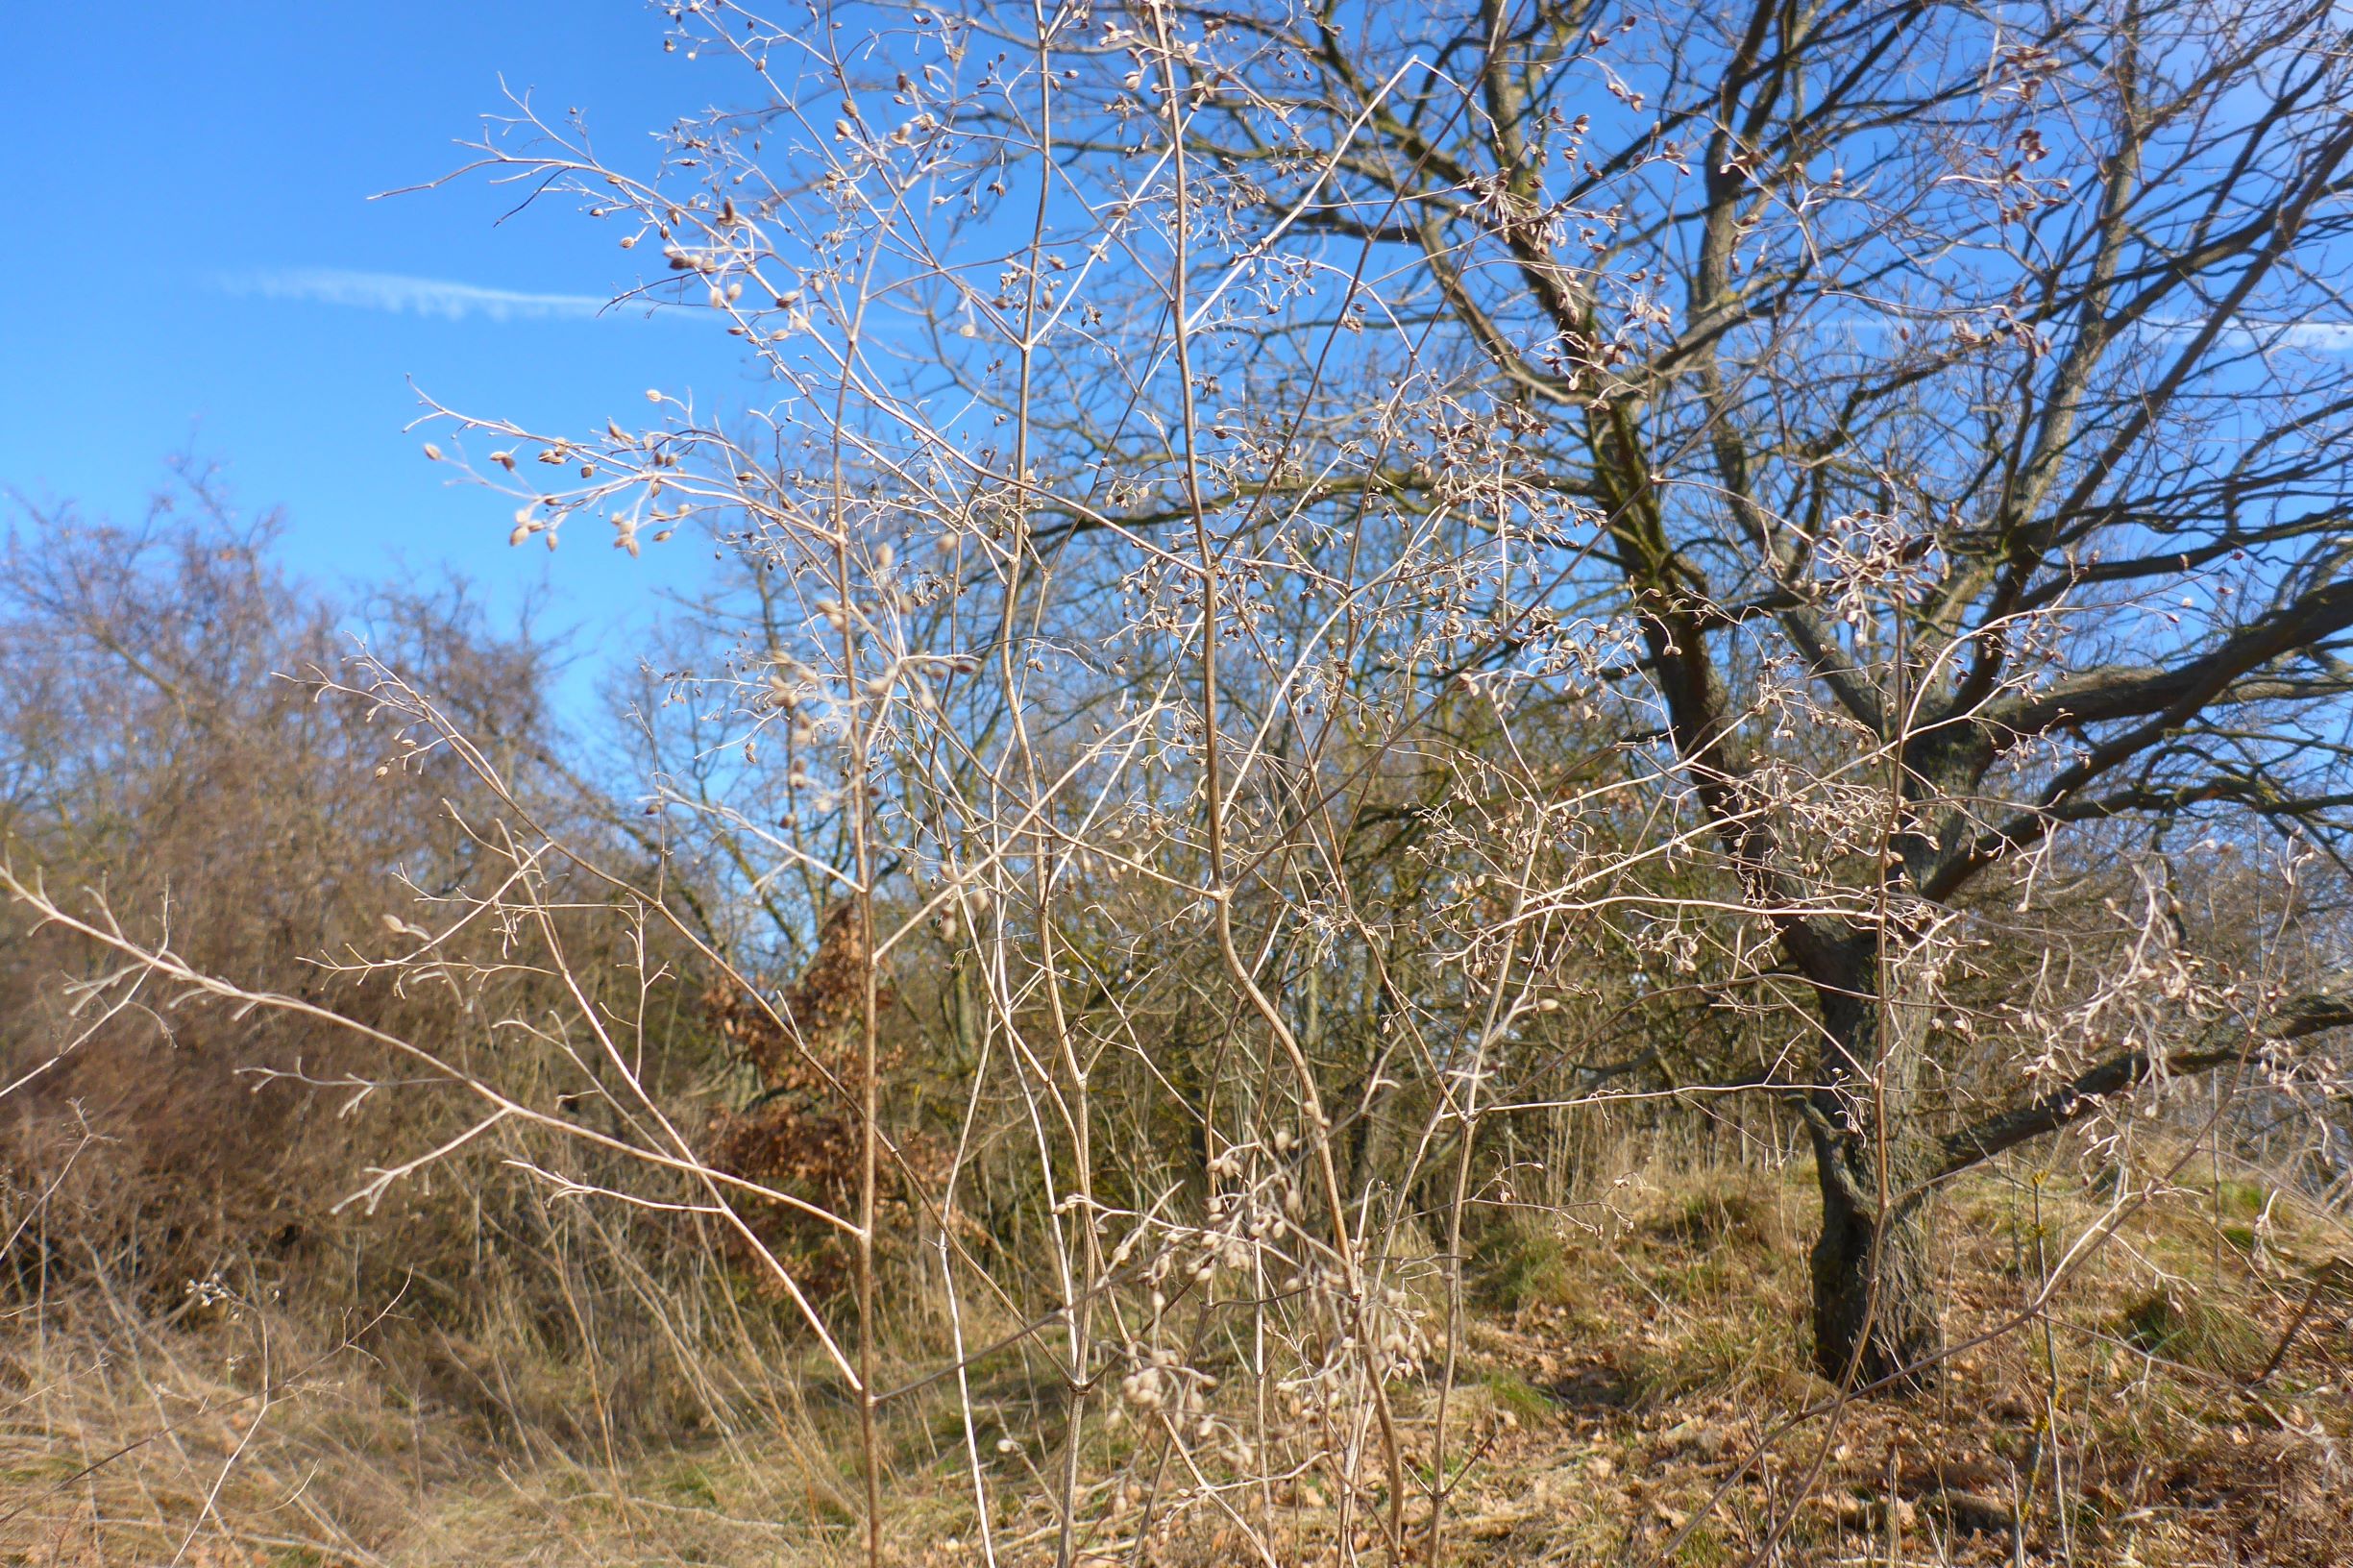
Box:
[398,0,2353,1501]
[19,0,2353,1562]
[1107,0,2353,1385]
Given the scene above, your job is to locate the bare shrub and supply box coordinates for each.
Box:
[10,0,2353,1563]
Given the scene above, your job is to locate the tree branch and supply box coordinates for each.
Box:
[1935,989,2353,1179]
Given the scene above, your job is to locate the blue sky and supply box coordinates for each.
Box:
[0,3,754,701]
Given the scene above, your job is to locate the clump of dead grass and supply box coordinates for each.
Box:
[5,1135,2348,1568]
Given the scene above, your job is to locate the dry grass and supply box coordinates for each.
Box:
[4,1139,2344,1568]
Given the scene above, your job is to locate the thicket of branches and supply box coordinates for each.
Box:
[8,1,2353,1563]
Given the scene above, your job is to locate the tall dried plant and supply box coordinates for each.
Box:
[12,2,2353,1564]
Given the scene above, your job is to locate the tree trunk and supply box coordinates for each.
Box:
[1807,1126,1943,1388]
[1802,943,1946,1390]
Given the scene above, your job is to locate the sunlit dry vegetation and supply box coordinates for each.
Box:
[7,0,2353,1563]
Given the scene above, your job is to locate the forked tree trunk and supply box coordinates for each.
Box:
[1802,950,1945,1390]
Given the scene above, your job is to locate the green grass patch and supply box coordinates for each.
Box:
[1646,1187,1776,1249]
[1483,1368,1556,1424]
[1474,1216,1577,1311]
[2120,1287,2267,1379]
[1672,1525,1732,1566]
[665,1460,723,1509]
[2213,1178,2269,1220]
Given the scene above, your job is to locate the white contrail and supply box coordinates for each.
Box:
[227,268,618,322]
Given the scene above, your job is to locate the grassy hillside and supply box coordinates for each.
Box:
[7,1142,2343,1567]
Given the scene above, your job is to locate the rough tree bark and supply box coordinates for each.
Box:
[1808,1137,1943,1390]
[1795,940,1947,1387]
